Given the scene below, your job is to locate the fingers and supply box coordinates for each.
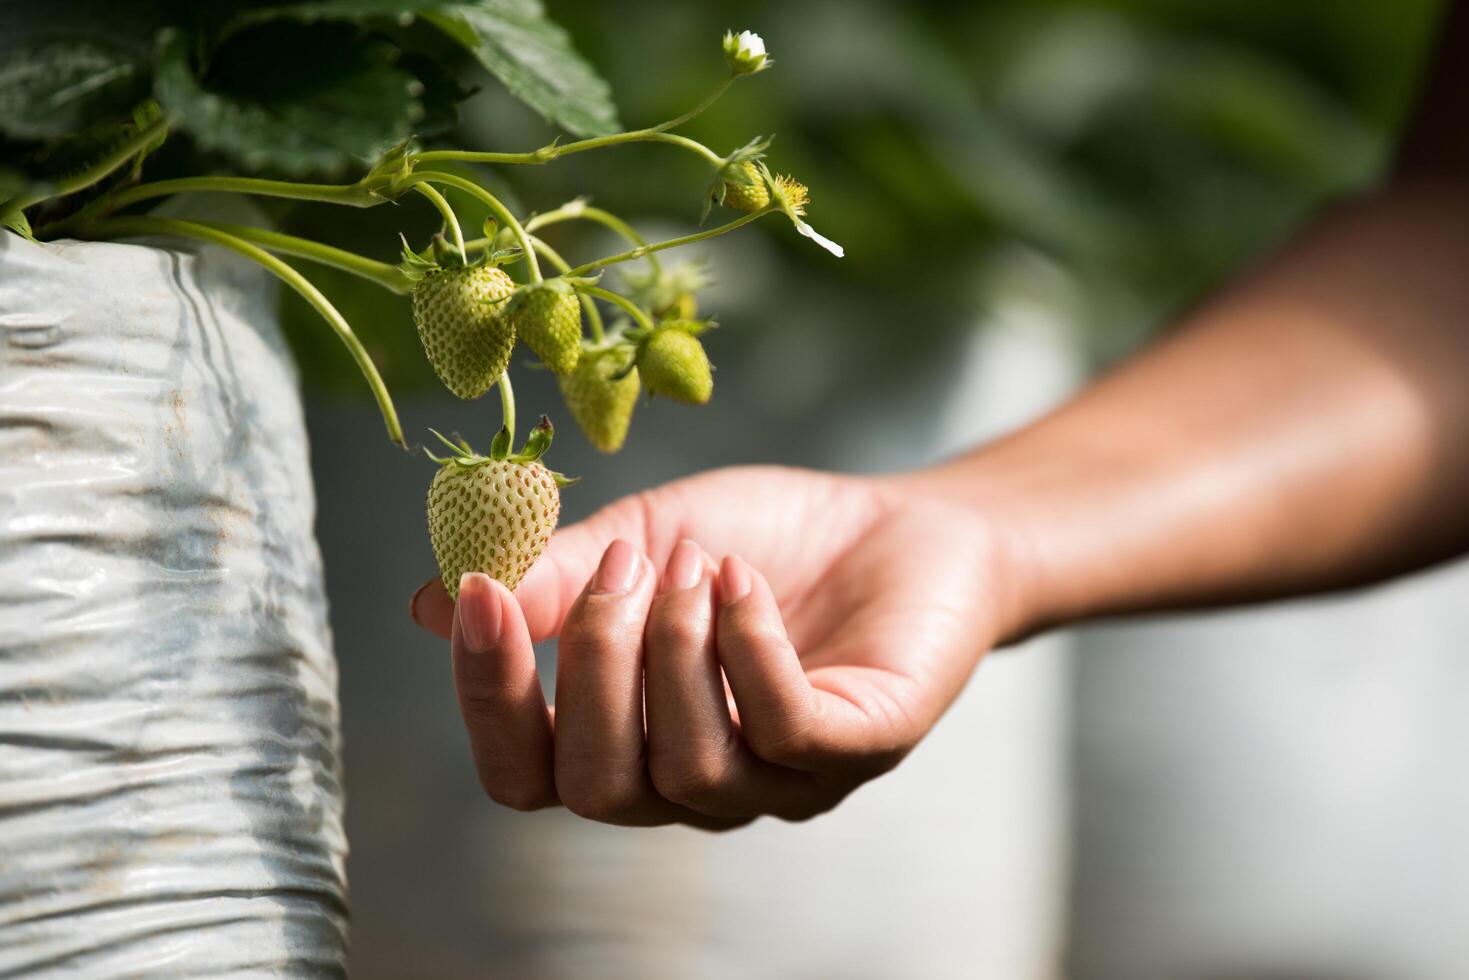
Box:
[643,541,824,820]
[410,577,454,640]
[452,573,557,811]
[716,556,897,776]
[551,540,696,826]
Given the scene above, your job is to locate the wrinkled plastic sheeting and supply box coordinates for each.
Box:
[0,233,348,976]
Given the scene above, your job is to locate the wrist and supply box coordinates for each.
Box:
[879,456,1055,647]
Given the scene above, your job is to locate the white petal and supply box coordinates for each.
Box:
[739,31,766,57]
[796,219,844,257]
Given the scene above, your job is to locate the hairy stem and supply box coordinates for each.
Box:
[80,215,405,447]
[498,370,516,448]
[401,172,541,283]
[566,207,773,277]
[526,203,661,275]
[183,222,411,293]
[579,285,655,333]
[650,76,737,134]
[2,117,168,222]
[415,130,724,169]
[413,183,466,262]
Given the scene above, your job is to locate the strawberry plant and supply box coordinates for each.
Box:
[2,8,841,593]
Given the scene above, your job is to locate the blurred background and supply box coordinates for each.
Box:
[284,1,1468,977]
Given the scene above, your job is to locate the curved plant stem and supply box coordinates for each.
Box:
[650,76,736,134]
[415,130,723,169]
[92,174,379,215]
[185,222,411,293]
[400,171,541,283]
[1,117,168,222]
[528,234,605,342]
[526,203,661,275]
[412,183,466,261]
[565,207,773,277]
[80,215,405,448]
[579,285,655,333]
[498,370,516,449]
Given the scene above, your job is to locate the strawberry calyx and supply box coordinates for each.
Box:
[424,420,577,486]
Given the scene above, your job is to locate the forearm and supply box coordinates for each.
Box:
[911,175,1469,639]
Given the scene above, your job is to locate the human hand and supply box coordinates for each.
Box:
[409,465,1017,828]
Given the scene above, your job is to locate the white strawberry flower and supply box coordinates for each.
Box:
[723,29,771,74]
[765,168,844,258]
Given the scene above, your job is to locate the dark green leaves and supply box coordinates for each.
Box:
[0,39,150,140]
[426,1,619,137]
[0,0,618,181]
[154,26,423,176]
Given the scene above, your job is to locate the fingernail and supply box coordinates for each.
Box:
[590,539,641,594]
[719,555,752,603]
[458,573,502,651]
[661,539,705,594]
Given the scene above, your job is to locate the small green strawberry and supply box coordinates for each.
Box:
[559,347,640,453]
[718,160,771,212]
[637,320,714,405]
[507,279,582,375]
[425,421,571,597]
[412,263,516,399]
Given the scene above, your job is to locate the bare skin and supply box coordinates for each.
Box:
[410,7,1469,827]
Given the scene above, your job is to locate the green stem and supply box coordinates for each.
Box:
[80,215,405,447]
[579,285,655,333]
[1,117,168,222]
[401,171,541,283]
[188,221,411,293]
[91,174,378,215]
[415,130,724,169]
[528,235,605,342]
[565,207,773,277]
[413,183,466,262]
[498,370,516,448]
[526,203,661,275]
[650,76,736,133]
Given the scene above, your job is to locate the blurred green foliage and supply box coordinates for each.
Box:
[271,0,1441,393]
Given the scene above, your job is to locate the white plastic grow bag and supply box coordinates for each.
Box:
[0,231,347,975]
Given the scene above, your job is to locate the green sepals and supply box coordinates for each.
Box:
[605,342,640,382]
[362,138,415,199]
[399,234,521,282]
[509,417,576,484]
[703,135,773,221]
[425,427,487,467]
[431,233,467,268]
[516,415,554,462]
[487,425,510,459]
[620,260,710,320]
[483,245,524,268]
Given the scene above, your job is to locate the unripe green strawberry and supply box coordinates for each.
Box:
[413,264,516,399]
[559,349,640,453]
[720,161,770,212]
[638,322,713,405]
[427,435,562,597]
[508,280,582,375]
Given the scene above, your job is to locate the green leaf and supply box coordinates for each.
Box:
[425,1,619,138]
[154,24,424,176]
[0,38,150,140]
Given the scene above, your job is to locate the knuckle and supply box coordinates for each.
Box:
[557,777,642,823]
[746,715,816,766]
[647,613,704,652]
[650,755,727,808]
